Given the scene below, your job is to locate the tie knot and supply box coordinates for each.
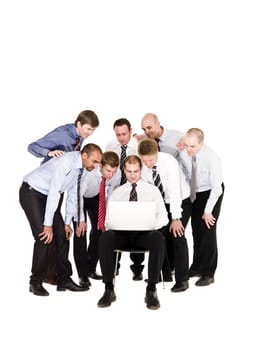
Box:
[131,183,137,189]
[152,165,157,171]
[101,176,106,184]
[121,145,127,151]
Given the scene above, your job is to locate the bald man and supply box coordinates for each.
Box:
[140,113,184,158]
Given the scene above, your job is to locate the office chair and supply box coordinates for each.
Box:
[113,248,165,288]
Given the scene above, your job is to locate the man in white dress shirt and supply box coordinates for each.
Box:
[105,118,145,280]
[97,155,168,310]
[178,128,224,286]
[138,139,186,282]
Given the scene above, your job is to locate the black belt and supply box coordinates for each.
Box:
[22,182,35,191]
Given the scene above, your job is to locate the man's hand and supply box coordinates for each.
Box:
[48,150,65,158]
[169,219,185,237]
[39,226,53,244]
[64,224,73,239]
[202,212,216,229]
[75,221,87,237]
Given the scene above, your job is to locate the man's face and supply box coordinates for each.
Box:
[140,153,158,169]
[124,162,141,183]
[82,151,102,171]
[77,122,96,139]
[141,118,159,139]
[101,164,118,180]
[184,135,203,157]
[114,124,132,145]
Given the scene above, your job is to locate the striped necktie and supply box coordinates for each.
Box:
[190,155,197,202]
[152,165,165,199]
[129,183,138,201]
[98,177,106,231]
[74,137,81,151]
[120,145,128,185]
[77,168,84,224]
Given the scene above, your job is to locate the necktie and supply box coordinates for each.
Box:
[129,183,138,201]
[74,137,81,151]
[152,165,165,199]
[120,145,128,185]
[77,168,84,224]
[190,155,197,202]
[98,177,106,231]
[154,138,160,151]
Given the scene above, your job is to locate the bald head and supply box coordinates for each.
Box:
[141,113,162,139]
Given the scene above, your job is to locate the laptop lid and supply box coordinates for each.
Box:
[107,201,156,231]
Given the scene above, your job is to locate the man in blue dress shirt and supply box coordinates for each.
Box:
[27,109,99,284]
[27,109,99,163]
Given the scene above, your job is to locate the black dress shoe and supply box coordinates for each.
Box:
[97,290,116,308]
[171,281,189,293]
[188,270,201,278]
[29,283,49,296]
[88,272,103,280]
[57,279,89,292]
[79,276,92,287]
[195,276,214,286]
[145,290,160,310]
[133,272,143,281]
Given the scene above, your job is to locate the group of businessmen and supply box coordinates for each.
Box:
[19,110,224,310]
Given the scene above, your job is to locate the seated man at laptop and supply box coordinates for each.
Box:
[98,155,168,310]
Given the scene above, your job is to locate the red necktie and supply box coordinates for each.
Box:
[98,177,106,231]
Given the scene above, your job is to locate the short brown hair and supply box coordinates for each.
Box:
[138,139,158,156]
[101,151,119,168]
[74,110,99,128]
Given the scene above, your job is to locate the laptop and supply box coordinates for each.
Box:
[106,201,156,231]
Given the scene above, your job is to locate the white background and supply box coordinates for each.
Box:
[0,1,262,349]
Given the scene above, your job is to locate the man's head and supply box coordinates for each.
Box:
[124,155,142,184]
[141,113,162,139]
[184,128,204,157]
[113,118,132,145]
[75,110,99,139]
[101,151,119,180]
[81,143,103,171]
[138,139,158,169]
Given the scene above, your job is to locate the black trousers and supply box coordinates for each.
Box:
[99,230,165,284]
[73,195,100,277]
[172,197,192,282]
[19,182,72,284]
[189,184,225,277]
[73,195,145,277]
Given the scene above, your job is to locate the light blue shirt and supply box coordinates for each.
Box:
[23,151,83,226]
[65,167,121,224]
[158,128,183,158]
[27,123,81,164]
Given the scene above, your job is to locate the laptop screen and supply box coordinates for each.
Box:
[106,201,156,231]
